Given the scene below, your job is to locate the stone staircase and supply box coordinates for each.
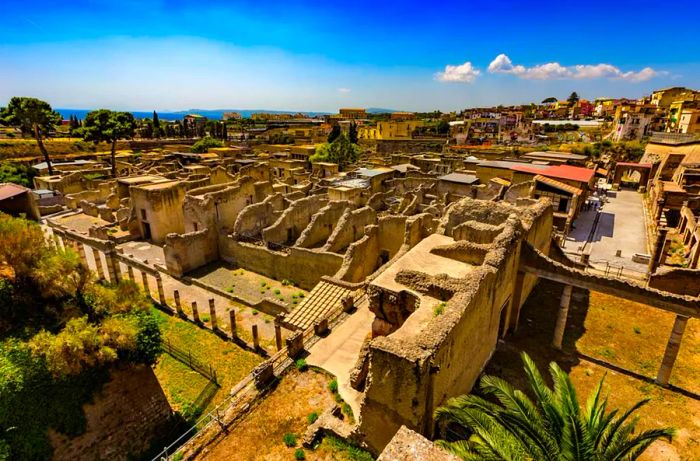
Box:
[283,279,366,330]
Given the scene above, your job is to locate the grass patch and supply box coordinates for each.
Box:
[307,411,319,424]
[317,435,375,461]
[433,302,446,317]
[294,448,306,459]
[295,358,308,372]
[151,308,263,417]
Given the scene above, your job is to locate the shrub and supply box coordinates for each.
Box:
[342,402,354,419]
[295,358,308,372]
[329,379,338,393]
[433,302,446,317]
[294,448,305,460]
[274,289,281,295]
[283,432,297,447]
[307,411,319,424]
[633,326,642,335]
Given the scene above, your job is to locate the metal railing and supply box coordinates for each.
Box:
[585,259,650,282]
[162,339,219,385]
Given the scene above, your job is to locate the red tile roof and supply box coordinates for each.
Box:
[512,164,595,184]
[0,183,30,201]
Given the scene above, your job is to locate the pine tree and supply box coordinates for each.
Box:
[152,111,160,138]
[348,121,358,144]
[327,124,341,143]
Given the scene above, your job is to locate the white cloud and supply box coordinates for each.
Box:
[487,53,661,81]
[337,87,351,93]
[435,61,480,83]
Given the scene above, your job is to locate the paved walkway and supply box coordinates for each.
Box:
[565,189,650,276]
[306,302,374,418]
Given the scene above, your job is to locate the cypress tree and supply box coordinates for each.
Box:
[152,111,160,138]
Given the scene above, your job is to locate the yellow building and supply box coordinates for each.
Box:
[650,87,699,109]
[338,108,367,119]
[359,120,424,140]
[666,98,700,133]
[678,109,700,135]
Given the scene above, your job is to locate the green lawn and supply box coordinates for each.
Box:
[151,308,263,422]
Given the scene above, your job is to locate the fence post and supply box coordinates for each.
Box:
[192,301,200,323]
[174,290,184,316]
[252,324,260,350]
[208,298,218,330]
[229,309,237,340]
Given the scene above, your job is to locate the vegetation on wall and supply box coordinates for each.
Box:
[0,213,162,460]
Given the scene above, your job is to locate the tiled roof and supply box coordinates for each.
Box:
[0,183,29,201]
[513,164,594,183]
[533,175,583,196]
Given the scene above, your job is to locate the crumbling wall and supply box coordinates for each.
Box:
[357,200,552,453]
[378,215,408,259]
[324,206,377,253]
[233,193,285,238]
[262,194,329,245]
[296,201,350,248]
[648,267,700,297]
[336,226,381,283]
[164,228,218,276]
[220,239,343,290]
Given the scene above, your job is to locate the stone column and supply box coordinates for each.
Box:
[252,324,260,350]
[92,248,105,280]
[229,309,237,340]
[127,265,135,281]
[105,252,120,283]
[274,323,283,351]
[174,290,184,316]
[648,227,668,276]
[141,271,151,297]
[552,284,573,350]
[52,234,62,250]
[656,315,689,386]
[75,241,89,266]
[208,299,217,329]
[155,274,167,307]
[507,270,526,332]
[191,301,200,323]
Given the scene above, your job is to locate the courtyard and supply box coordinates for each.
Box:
[487,279,700,460]
[566,189,651,277]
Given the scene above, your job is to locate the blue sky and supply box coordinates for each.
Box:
[2,0,699,112]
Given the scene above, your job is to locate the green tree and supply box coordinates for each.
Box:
[568,91,580,105]
[190,136,223,153]
[152,110,161,138]
[435,352,674,461]
[79,109,136,177]
[437,120,450,135]
[311,134,360,169]
[327,124,341,143]
[0,97,62,176]
[541,97,558,104]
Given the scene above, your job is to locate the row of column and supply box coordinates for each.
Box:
[550,282,688,387]
[53,232,288,354]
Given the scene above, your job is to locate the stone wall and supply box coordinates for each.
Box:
[164,228,219,276]
[648,267,700,297]
[296,201,350,248]
[50,364,174,461]
[220,239,343,290]
[356,199,553,453]
[233,193,285,238]
[262,194,329,245]
[324,206,377,254]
